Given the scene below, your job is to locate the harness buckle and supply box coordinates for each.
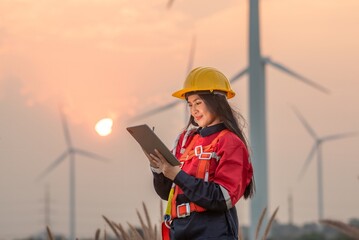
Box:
[199,152,212,160]
[194,146,203,156]
[163,215,172,229]
[177,203,191,218]
[195,145,213,160]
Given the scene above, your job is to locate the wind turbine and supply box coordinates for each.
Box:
[44,184,51,229]
[150,1,331,239]
[288,188,294,225]
[37,108,109,240]
[231,2,330,238]
[293,107,357,221]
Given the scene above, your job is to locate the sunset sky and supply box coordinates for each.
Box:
[1,0,359,238]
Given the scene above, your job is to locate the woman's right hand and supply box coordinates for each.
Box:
[150,149,181,180]
[142,148,160,169]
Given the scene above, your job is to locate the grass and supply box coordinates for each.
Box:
[45,202,359,240]
[320,219,359,239]
[99,201,159,240]
[247,206,279,240]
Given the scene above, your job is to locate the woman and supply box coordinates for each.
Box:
[146,66,254,240]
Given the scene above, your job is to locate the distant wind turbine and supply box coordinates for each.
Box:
[44,184,51,228]
[293,107,357,221]
[37,108,109,240]
[288,189,294,225]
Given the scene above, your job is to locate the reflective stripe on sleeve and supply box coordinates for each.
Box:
[220,185,233,209]
[150,166,162,174]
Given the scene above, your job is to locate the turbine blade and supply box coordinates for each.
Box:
[128,36,195,122]
[322,132,358,142]
[129,100,180,121]
[186,35,196,74]
[264,57,330,94]
[59,106,73,148]
[166,0,175,9]
[297,144,317,182]
[74,149,110,162]
[292,107,317,139]
[229,67,248,83]
[36,151,69,181]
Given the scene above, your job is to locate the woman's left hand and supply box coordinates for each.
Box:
[150,149,181,180]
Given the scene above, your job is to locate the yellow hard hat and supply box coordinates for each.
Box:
[172,66,236,99]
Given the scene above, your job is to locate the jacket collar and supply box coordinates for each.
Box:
[198,122,226,137]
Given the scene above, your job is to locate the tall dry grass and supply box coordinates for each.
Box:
[45,201,359,240]
[320,219,359,240]
[101,201,160,240]
[243,206,279,240]
[46,203,281,240]
[46,226,54,240]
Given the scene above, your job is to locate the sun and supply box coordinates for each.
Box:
[95,118,113,136]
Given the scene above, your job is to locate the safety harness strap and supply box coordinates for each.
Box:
[169,129,230,220]
[179,134,199,161]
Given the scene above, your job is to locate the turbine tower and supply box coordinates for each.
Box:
[150,1,329,239]
[37,108,109,240]
[231,2,327,238]
[44,184,51,228]
[293,108,357,221]
[288,189,293,225]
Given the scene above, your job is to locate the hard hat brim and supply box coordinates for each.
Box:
[172,88,235,100]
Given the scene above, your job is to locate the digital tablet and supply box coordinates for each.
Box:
[126,124,181,166]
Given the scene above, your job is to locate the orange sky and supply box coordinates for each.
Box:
[0,0,359,238]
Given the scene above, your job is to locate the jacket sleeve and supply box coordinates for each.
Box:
[213,133,252,207]
[153,172,173,200]
[173,170,228,211]
[173,132,252,211]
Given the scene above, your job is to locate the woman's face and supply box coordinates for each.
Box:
[187,94,220,128]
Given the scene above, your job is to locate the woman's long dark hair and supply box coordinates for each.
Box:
[186,92,255,199]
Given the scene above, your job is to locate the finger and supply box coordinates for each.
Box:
[150,153,162,165]
[144,151,155,161]
[149,157,158,165]
[150,153,159,160]
[143,151,151,160]
[144,152,159,167]
[154,149,165,160]
[147,153,161,163]
[154,149,170,166]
